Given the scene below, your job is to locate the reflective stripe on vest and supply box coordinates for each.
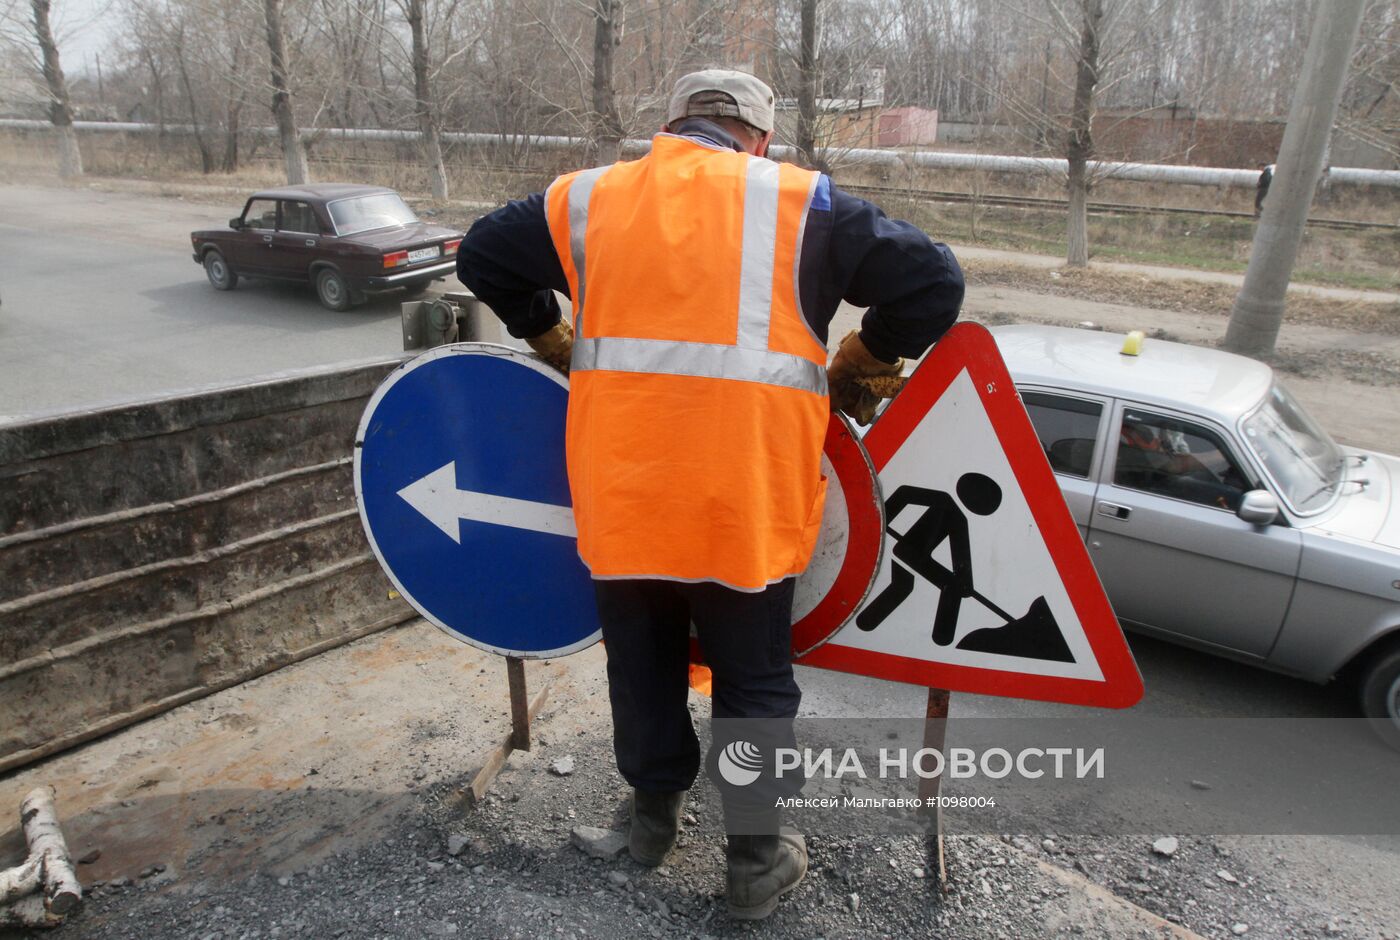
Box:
[556,165,610,333]
[557,155,828,396]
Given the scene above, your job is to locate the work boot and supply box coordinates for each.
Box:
[725,827,808,920]
[629,789,685,866]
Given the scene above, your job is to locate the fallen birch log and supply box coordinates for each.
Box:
[0,855,42,905]
[0,893,63,928]
[20,786,82,915]
[1,786,82,926]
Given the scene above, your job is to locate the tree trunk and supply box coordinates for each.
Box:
[143,51,166,137]
[262,0,310,184]
[1064,0,1104,267]
[30,0,82,178]
[591,0,623,165]
[176,45,214,174]
[796,0,822,170]
[406,0,449,199]
[0,857,41,905]
[223,101,243,173]
[20,787,80,915]
[222,37,246,173]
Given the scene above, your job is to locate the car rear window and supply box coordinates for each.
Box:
[1022,391,1102,478]
[328,194,419,235]
[279,200,319,234]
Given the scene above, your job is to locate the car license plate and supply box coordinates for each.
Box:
[408,246,440,263]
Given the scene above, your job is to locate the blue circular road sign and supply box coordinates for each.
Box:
[355,343,601,658]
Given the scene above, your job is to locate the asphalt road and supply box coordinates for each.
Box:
[0,184,465,421]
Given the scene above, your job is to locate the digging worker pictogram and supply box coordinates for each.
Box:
[858,473,1075,664]
[457,67,963,920]
[857,474,1002,644]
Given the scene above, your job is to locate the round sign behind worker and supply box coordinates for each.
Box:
[790,413,885,656]
[355,343,601,658]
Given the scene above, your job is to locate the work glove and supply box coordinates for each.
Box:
[826,330,904,426]
[526,319,574,374]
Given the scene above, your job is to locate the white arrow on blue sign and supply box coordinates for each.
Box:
[354,343,601,658]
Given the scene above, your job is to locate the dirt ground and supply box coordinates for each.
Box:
[3,621,1395,939]
[0,623,1199,940]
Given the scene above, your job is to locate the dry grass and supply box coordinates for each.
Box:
[963,259,1400,336]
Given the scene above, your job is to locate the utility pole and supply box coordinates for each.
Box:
[1223,0,1364,357]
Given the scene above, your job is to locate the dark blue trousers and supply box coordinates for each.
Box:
[593,578,802,795]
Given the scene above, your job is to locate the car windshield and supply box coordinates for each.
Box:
[328,193,418,235]
[1240,383,1345,514]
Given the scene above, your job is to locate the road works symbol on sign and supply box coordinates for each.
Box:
[855,474,1073,664]
[354,343,601,660]
[798,323,1143,708]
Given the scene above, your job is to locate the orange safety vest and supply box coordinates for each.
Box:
[544,133,830,592]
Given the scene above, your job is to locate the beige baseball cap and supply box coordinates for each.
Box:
[667,69,776,134]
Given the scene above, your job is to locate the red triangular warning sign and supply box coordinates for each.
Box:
[797,323,1144,708]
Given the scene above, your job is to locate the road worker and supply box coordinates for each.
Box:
[457,67,963,920]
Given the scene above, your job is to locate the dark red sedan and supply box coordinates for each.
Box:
[191,184,465,310]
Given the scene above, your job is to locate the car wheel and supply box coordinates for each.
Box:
[204,250,237,290]
[315,268,354,311]
[1359,645,1400,751]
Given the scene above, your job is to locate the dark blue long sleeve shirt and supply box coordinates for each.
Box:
[457,120,964,364]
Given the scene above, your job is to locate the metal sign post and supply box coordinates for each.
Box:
[917,687,951,889]
[466,656,550,804]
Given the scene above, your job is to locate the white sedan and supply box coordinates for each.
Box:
[992,324,1400,749]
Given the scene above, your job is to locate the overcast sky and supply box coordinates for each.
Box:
[52,0,119,76]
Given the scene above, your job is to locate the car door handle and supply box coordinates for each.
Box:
[304,239,316,247]
[263,234,273,243]
[1097,502,1132,520]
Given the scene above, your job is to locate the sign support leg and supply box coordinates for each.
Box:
[507,656,531,751]
[466,657,549,806]
[917,687,950,890]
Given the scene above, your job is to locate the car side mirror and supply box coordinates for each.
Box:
[229,217,245,230]
[1237,489,1280,526]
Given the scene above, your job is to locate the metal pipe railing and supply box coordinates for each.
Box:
[4,118,1397,189]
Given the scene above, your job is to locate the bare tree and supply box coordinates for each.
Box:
[221,29,251,171]
[3,0,84,176]
[1062,0,1105,266]
[749,0,898,170]
[400,0,448,197]
[262,0,309,183]
[512,0,729,155]
[590,0,622,163]
[794,0,820,169]
[1336,0,1400,166]
[954,0,1184,265]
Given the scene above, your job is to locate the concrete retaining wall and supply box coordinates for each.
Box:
[0,359,416,773]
